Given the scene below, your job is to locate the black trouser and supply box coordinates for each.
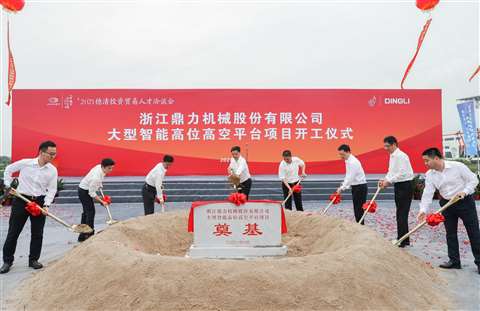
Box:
[394,180,413,246]
[78,188,95,236]
[142,183,157,215]
[282,182,303,211]
[352,183,368,224]
[238,178,252,200]
[2,195,46,264]
[440,195,480,266]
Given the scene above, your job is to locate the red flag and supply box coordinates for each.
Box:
[468,65,480,82]
[5,20,16,106]
[400,18,432,89]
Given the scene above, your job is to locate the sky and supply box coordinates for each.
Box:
[0,0,479,156]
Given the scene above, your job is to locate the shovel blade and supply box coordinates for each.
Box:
[72,224,93,234]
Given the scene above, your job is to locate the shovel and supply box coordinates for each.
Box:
[281,178,304,208]
[99,188,118,225]
[10,189,92,234]
[392,195,460,246]
[358,186,382,224]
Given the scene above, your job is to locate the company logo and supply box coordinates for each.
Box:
[384,97,411,105]
[368,96,377,107]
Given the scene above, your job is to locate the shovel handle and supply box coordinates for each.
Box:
[394,195,461,246]
[281,178,303,207]
[10,189,75,231]
[99,188,118,222]
[322,188,342,215]
[358,186,382,224]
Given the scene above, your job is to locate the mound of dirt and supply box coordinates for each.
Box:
[7,211,452,310]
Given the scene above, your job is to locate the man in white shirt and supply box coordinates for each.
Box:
[278,150,306,211]
[1,141,58,274]
[337,144,368,224]
[142,155,174,215]
[379,136,414,247]
[417,148,480,273]
[228,146,252,199]
[77,158,115,242]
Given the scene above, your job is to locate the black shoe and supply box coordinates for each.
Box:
[439,261,461,269]
[78,233,86,242]
[28,260,43,270]
[0,262,12,274]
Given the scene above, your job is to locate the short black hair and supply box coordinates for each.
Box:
[231,146,241,152]
[38,141,56,152]
[101,158,115,167]
[282,150,292,157]
[383,136,398,146]
[422,148,443,159]
[163,155,174,163]
[337,144,351,152]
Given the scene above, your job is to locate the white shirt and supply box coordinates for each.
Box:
[3,158,58,206]
[278,157,305,184]
[385,148,414,183]
[79,164,105,198]
[419,161,478,213]
[228,156,251,183]
[145,163,167,197]
[340,154,367,190]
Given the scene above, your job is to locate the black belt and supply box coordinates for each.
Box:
[395,180,413,185]
[20,194,45,201]
[351,183,367,188]
[144,183,156,192]
[440,194,473,202]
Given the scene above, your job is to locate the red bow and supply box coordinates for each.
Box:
[228,192,247,206]
[292,184,302,193]
[25,202,42,216]
[329,192,342,204]
[103,195,112,205]
[362,201,377,213]
[426,213,445,226]
[155,193,167,204]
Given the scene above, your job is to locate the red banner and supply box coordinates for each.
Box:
[5,21,16,106]
[12,89,442,176]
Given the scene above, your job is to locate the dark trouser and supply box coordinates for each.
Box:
[352,183,368,224]
[238,178,252,200]
[282,182,303,211]
[2,196,46,264]
[394,180,413,246]
[78,188,95,237]
[440,196,480,266]
[142,183,157,215]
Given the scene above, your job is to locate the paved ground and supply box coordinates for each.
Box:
[0,200,479,310]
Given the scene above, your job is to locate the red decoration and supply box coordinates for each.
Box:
[1,0,25,12]
[426,213,445,226]
[362,201,377,213]
[401,1,439,89]
[228,192,247,206]
[292,184,302,193]
[154,193,167,204]
[25,202,42,217]
[416,0,439,11]
[329,192,342,204]
[102,195,112,205]
[468,65,480,82]
[4,21,16,106]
